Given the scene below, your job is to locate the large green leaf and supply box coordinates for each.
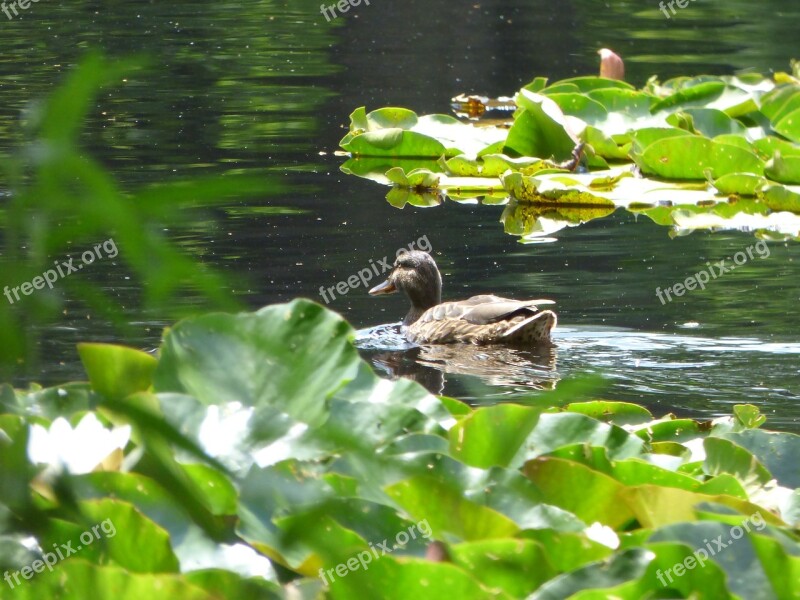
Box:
[154,300,360,427]
[667,108,748,137]
[750,532,800,596]
[341,128,447,158]
[385,476,520,541]
[718,430,800,489]
[329,558,502,600]
[619,485,783,529]
[38,498,179,573]
[449,538,557,597]
[19,561,239,599]
[505,90,578,160]
[634,136,765,180]
[765,152,800,184]
[78,343,157,402]
[703,437,773,490]
[649,520,793,599]
[448,404,543,468]
[774,107,800,142]
[529,548,653,600]
[520,529,613,572]
[523,457,633,528]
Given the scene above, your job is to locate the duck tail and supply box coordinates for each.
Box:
[501,310,557,345]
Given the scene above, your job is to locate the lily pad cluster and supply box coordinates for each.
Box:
[339,63,800,241]
[1,300,798,598]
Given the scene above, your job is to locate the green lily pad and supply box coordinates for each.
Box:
[667,108,748,138]
[718,429,800,489]
[386,167,441,189]
[154,300,360,427]
[330,558,500,600]
[544,76,635,93]
[545,92,608,123]
[366,107,419,130]
[20,561,223,600]
[504,90,578,160]
[385,476,519,541]
[582,126,631,160]
[563,401,653,427]
[449,404,543,469]
[760,184,800,211]
[752,135,800,159]
[760,86,800,124]
[523,457,633,528]
[341,128,447,159]
[774,107,800,143]
[703,437,773,489]
[650,80,727,113]
[78,343,157,402]
[634,136,764,180]
[629,127,694,155]
[712,172,767,196]
[765,152,800,184]
[530,548,653,600]
[450,538,556,597]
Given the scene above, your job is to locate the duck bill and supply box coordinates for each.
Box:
[368,279,397,296]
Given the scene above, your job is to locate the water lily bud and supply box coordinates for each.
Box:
[598,48,625,81]
[425,541,450,562]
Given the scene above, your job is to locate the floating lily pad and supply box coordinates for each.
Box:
[760,184,800,212]
[634,136,765,180]
[711,172,767,196]
[544,76,635,93]
[505,90,578,160]
[650,80,727,113]
[667,108,748,138]
[765,152,800,184]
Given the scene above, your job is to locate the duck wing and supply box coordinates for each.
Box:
[418,295,555,325]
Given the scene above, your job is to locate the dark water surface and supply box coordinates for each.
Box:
[1,0,798,430]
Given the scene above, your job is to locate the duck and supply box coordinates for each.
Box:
[368,251,557,345]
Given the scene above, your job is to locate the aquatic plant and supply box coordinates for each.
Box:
[339,62,800,241]
[0,300,797,598]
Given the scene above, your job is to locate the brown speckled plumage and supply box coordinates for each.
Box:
[369,251,557,346]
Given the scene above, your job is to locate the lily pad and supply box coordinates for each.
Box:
[154,300,360,427]
[634,137,764,180]
[504,90,578,160]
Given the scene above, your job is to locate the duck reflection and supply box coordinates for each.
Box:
[360,339,558,399]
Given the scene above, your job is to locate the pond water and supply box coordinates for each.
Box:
[1,0,798,431]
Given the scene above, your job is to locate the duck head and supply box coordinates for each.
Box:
[369,251,442,325]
